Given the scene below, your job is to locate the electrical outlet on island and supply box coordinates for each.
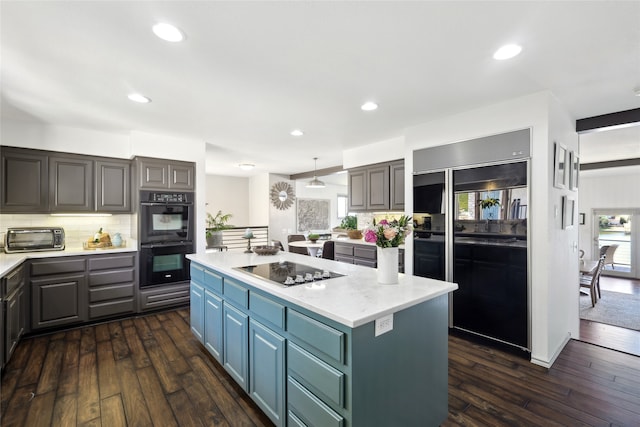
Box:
[375,313,394,337]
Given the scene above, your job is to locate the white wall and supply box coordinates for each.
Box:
[343,136,405,169]
[579,166,640,266]
[205,175,250,226]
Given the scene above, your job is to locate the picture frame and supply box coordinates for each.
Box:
[579,212,585,225]
[561,195,575,229]
[569,151,579,191]
[554,142,567,189]
[297,198,330,232]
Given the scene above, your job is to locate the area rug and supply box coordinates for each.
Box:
[580,290,640,331]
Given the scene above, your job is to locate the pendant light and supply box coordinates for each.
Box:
[306,157,325,188]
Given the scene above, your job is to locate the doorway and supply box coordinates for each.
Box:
[592,209,637,277]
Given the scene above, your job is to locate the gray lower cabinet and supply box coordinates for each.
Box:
[0,147,49,212]
[335,242,405,270]
[138,282,190,312]
[29,253,138,332]
[4,264,26,365]
[87,254,136,319]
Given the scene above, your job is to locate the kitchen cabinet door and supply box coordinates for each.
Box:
[1,147,49,212]
[249,319,285,427]
[31,274,87,330]
[169,163,194,190]
[5,284,25,361]
[190,281,205,343]
[204,289,223,363]
[347,168,367,211]
[390,161,405,211]
[366,165,390,211]
[96,159,130,212]
[50,155,94,212]
[223,302,249,391]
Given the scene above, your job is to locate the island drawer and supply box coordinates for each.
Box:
[204,269,223,294]
[288,342,344,408]
[288,377,344,427]
[287,411,307,427]
[224,277,248,309]
[250,292,285,330]
[190,264,205,283]
[287,309,345,364]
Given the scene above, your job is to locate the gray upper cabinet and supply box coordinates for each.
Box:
[1,147,131,213]
[390,160,405,211]
[347,159,404,212]
[49,155,94,212]
[347,168,367,211]
[96,159,130,212]
[366,165,390,211]
[1,147,49,212]
[137,157,194,190]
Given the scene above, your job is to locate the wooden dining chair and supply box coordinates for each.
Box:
[287,234,307,255]
[270,240,285,251]
[580,254,606,307]
[321,240,335,260]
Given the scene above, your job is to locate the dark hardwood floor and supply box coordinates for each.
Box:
[579,276,640,357]
[2,308,640,426]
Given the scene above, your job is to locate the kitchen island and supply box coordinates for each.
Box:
[187,251,457,427]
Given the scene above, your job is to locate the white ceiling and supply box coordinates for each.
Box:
[1,1,639,177]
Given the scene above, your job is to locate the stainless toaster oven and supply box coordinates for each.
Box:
[4,227,65,253]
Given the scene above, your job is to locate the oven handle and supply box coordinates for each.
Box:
[140,242,193,249]
[140,202,193,206]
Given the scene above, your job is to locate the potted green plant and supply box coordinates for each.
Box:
[336,215,362,239]
[206,210,233,247]
[307,233,320,243]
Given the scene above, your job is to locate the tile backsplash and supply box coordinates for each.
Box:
[0,214,133,248]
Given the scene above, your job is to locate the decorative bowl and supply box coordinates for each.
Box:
[253,245,280,256]
[347,229,363,239]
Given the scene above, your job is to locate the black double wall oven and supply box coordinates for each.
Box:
[139,191,194,287]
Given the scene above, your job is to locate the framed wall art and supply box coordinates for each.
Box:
[297,198,330,232]
[554,142,567,189]
[569,151,579,191]
[561,195,575,229]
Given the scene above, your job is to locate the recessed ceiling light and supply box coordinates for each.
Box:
[152,22,185,42]
[127,93,151,103]
[493,44,522,60]
[238,163,255,170]
[290,129,304,137]
[361,102,378,111]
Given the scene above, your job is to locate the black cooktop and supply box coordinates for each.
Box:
[235,261,344,286]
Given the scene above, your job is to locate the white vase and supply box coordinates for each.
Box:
[377,246,399,284]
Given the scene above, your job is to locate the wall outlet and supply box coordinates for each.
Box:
[375,313,394,337]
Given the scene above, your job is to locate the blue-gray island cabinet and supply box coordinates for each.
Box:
[187,251,457,427]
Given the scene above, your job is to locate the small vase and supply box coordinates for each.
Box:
[377,247,399,284]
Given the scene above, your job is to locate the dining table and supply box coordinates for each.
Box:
[579,259,599,275]
[287,240,326,257]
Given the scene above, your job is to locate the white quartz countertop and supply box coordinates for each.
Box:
[0,242,137,277]
[332,237,405,248]
[187,251,457,328]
